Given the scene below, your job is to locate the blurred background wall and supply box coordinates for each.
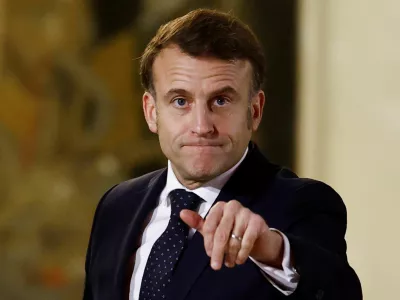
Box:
[0,0,398,299]
[297,1,400,299]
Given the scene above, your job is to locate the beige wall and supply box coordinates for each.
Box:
[297,1,400,299]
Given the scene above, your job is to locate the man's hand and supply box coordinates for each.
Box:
[180,200,284,270]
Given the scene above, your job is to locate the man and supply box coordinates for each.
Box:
[83,8,362,300]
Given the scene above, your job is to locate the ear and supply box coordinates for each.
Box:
[250,90,265,131]
[143,91,158,133]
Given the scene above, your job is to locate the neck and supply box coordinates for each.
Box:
[170,165,211,190]
[168,147,250,191]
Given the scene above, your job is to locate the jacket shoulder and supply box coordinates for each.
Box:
[272,166,340,197]
[115,168,165,193]
[97,168,166,210]
[268,166,346,221]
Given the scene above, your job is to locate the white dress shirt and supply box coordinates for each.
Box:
[129,148,299,300]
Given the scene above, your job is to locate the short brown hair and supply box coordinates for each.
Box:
[140,8,265,94]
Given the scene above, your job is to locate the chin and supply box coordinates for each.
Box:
[187,159,227,180]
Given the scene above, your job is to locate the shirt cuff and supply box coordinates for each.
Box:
[249,228,299,295]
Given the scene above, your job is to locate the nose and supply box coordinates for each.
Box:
[190,103,215,137]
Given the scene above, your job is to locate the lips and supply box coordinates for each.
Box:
[182,143,222,147]
[180,139,224,148]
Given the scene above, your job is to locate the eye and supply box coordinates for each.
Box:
[214,96,228,106]
[173,97,188,107]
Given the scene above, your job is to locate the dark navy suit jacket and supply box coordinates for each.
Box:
[83,143,362,300]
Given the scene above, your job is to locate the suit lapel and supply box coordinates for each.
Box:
[166,143,279,300]
[113,169,168,299]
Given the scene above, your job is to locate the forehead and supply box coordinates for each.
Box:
[152,45,252,93]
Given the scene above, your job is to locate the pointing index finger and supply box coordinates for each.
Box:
[180,209,205,234]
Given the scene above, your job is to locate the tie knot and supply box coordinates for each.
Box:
[169,189,202,217]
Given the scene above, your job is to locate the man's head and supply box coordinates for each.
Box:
[141,9,266,188]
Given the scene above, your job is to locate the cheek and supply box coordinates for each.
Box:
[157,115,186,148]
[217,110,250,134]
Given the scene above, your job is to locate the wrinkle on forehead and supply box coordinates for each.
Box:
[152,46,252,96]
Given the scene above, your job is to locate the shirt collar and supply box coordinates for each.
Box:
[161,147,249,205]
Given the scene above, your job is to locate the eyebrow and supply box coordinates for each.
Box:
[163,86,240,100]
[209,86,240,98]
[164,88,190,100]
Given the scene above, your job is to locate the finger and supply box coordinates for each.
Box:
[224,208,251,268]
[211,201,240,270]
[203,202,225,258]
[180,209,205,232]
[236,215,264,265]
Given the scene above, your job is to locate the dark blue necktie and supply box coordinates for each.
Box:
[139,189,202,300]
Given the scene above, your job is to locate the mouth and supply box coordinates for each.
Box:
[181,144,223,152]
[182,140,223,147]
[182,143,222,148]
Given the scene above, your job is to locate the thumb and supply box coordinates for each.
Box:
[180,209,205,234]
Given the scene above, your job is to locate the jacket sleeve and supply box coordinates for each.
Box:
[284,182,362,300]
[83,185,118,300]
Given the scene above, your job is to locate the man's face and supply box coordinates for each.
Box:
[143,45,264,187]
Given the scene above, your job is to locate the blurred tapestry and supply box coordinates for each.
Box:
[0,0,296,299]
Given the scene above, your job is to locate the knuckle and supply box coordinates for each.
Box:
[203,222,213,235]
[214,202,226,210]
[227,200,240,208]
[215,230,228,244]
[241,207,251,217]
[242,206,250,212]
[252,214,265,227]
